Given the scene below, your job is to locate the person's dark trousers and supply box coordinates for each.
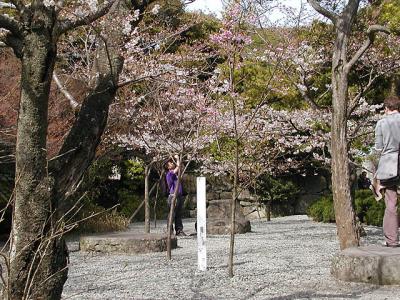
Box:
[167,195,184,233]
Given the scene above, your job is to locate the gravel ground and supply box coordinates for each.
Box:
[62,215,400,300]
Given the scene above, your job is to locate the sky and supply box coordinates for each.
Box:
[187,0,224,17]
[187,0,308,16]
[186,0,318,24]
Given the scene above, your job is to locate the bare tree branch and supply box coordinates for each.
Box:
[345,25,390,72]
[342,0,361,25]
[8,0,23,11]
[50,53,124,199]
[52,71,79,110]
[348,71,381,117]
[0,14,22,36]
[56,0,117,35]
[307,0,338,24]
[0,1,16,9]
[1,32,23,56]
[117,72,168,88]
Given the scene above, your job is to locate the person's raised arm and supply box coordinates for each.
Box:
[173,155,180,174]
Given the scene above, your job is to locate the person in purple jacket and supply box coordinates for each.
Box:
[165,156,186,236]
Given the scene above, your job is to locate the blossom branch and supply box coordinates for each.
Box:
[348,72,380,117]
[56,0,117,35]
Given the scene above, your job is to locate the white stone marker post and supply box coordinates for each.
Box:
[197,177,207,271]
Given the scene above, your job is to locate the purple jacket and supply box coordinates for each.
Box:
[166,170,183,196]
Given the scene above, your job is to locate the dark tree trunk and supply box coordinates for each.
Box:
[2,1,128,299]
[9,26,69,299]
[266,200,272,222]
[8,37,123,300]
[144,164,150,233]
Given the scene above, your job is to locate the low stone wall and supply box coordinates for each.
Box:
[80,232,177,254]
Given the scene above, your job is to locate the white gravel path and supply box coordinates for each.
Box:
[62,215,400,300]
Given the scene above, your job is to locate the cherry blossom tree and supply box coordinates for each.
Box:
[111,53,216,256]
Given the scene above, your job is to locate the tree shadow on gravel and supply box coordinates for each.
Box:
[360,226,384,246]
[258,219,311,226]
[260,287,380,300]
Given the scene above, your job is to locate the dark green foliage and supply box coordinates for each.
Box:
[308,190,387,226]
[307,194,335,223]
[354,190,386,226]
[257,175,301,216]
[117,159,145,217]
[65,154,150,232]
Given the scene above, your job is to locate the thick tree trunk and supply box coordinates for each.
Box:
[330,22,359,250]
[8,30,68,299]
[7,38,123,300]
[3,2,126,299]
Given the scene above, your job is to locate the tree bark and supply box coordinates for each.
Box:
[3,1,128,298]
[228,138,239,278]
[8,24,69,299]
[266,200,271,222]
[8,33,123,300]
[144,164,150,233]
[330,17,360,250]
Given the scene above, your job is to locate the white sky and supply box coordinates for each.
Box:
[187,0,224,17]
[187,0,318,24]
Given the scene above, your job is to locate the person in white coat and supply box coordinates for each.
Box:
[374,95,400,247]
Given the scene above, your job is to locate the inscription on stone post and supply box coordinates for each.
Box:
[197,177,207,271]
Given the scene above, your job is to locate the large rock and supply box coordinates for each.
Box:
[242,203,268,220]
[207,200,251,234]
[80,233,177,254]
[331,245,400,285]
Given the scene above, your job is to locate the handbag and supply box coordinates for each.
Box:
[378,143,400,187]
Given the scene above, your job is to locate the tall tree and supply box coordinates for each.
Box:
[307,0,390,249]
[0,1,156,298]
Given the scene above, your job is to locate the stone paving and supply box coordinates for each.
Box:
[62,215,400,300]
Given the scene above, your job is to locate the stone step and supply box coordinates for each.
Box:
[331,245,400,285]
[80,233,177,254]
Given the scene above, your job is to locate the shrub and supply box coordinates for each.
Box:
[308,189,386,226]
[257,175,301,216]
[75,202,130,233]
[307,195,335,223]
[354,190,384,225]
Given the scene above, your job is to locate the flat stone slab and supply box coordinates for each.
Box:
[80,233,177,254]
[331,245,400,285]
